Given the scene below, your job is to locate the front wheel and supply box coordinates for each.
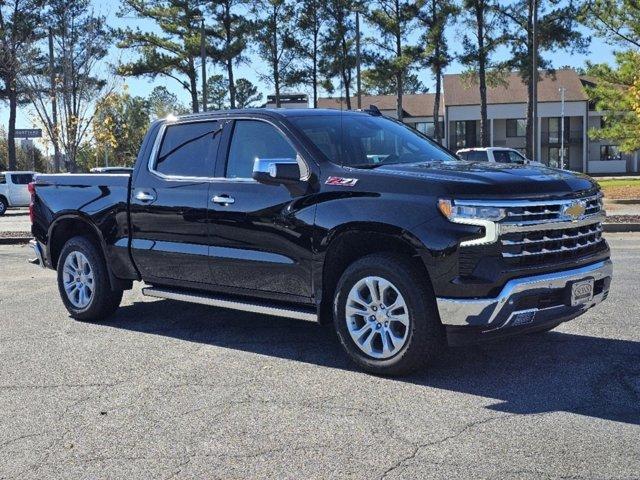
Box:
[333,253,445,376]
[57,236,123,321]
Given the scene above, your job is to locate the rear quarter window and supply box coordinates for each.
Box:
[467,151,489,162]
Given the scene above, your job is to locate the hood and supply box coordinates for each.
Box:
[371,161,599,198]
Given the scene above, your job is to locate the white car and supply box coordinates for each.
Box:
[456,147,544,166]
[0,171,36,215]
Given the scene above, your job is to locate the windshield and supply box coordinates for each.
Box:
[288,114,456,168]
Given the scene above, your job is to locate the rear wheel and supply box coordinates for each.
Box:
[333,253,444,376]
[57,236,123,321]
[0,197,7,216]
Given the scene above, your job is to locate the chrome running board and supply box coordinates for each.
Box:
[142,287,318,323]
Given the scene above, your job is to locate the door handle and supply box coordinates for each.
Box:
[212,195,235,205]
[135,190,156,202]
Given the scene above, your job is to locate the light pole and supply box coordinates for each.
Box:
[559,86,566,169]
[531,0,538,163]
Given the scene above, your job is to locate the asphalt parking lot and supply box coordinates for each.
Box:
[1,235,638,479]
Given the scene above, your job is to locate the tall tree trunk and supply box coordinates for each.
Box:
[476,1,490,147]
[225,3,236,109]
[188,57,199,113]
[7,89,17,170]
[525,0,535,159]
[49,28,61,172]
[433,66,442,143]
[227,59,236,109]
[395,0,403,122]
[312,22,318,108]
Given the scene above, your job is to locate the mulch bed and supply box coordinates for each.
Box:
[0,231,31,238]
[604,215,640,224]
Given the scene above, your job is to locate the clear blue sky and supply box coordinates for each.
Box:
[1,1,619,135]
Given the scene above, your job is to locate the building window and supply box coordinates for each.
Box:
[548,147,568,169]
[414,121,444,139]
[600,145,621,161]
[548,118,561,144]
[454,121,466,148]
[506,119,526,137]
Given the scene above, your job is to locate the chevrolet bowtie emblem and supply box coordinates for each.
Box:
[563,201,586,220]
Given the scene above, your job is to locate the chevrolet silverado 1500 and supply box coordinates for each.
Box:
[29,109,612,375]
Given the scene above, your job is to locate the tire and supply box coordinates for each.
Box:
[333,253,445,376]
[0,197,7,216]
[56,236,123,321]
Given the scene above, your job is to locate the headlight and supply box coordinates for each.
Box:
[438,199,506,222]
[437,199,502,246]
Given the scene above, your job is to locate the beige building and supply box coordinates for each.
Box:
[318,69,638,175]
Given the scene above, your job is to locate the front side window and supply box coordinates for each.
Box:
[289,114,455,168]
[155,121,221,177]
[11,173,34,184]
[226,120,297,179]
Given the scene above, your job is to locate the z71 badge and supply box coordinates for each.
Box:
[325,176,358,187]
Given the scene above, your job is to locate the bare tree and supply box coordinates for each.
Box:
[22,0,111,172]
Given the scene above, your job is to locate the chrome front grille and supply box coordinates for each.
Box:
[498,194,606,265]
[500,194,603,224]
[455,193,607,274]
[501,223,604,259]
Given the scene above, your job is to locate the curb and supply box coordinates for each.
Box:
[0,236,33,245]
[603,223,640,233]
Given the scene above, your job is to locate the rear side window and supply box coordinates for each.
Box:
[155,121,221,177]
[11,174,33,184]
[226,120,297,179]
[467,151,488,162]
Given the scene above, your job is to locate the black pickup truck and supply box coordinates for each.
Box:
[29,108,613,375]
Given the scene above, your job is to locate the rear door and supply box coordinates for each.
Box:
[130,119,225,285]
[8,173,33,206]
[205,118,316,301]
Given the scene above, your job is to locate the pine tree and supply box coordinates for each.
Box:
[235,78,263,108]
[208,0,252,108]
[499,0,589,159]
[367,0,421,121]
[459,0,506,147]
[288,0,324,108]
[418,0,458,143]
[116,0,208,113]
[252,0,298,108]
[320,0,357,109]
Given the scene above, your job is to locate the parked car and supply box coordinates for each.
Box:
[29,109,612,375]
[457,147,544,166]
[90,167,134,174]
[0,171,36,215]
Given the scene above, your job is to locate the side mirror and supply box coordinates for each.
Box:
[252,158,302,185]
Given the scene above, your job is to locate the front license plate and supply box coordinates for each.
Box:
[570,279,594,306]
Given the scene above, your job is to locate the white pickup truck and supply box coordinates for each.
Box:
[0,171,36,215]
[456,147,544,167]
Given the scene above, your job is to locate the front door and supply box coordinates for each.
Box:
[206,118,316,301]
[130,119,224,285]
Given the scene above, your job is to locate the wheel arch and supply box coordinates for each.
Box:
[318,222,434,325]
[47,214,129,291]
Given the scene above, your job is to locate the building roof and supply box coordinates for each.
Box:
[317,93,444,118]
[443,69,588,106]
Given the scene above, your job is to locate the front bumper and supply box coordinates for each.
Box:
[437,260,612,340]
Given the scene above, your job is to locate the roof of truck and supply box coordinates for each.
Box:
[171,108,376,122]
